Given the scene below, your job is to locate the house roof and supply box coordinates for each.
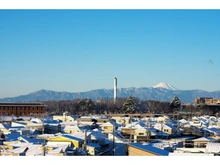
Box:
[18,135,44,144]
[5,133,21,141]
[130,143,169,156]
[164,123,176,129]
[208,127,220,133]
[9,126,26,130]
[61,134,85,142]
[0,116,17,121]
[132,124,146,130]
[206,142,220,153]
[63,125,82,131]
[12,121,27,126]
[192,137,217,142]
[100,122,113,126]
[0,123,10,129]
[90,130,108,140]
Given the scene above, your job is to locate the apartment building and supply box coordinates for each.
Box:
[0,102,47,116]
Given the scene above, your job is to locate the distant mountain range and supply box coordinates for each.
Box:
[0,82,220,104]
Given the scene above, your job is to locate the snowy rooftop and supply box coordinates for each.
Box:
[130,143,169,156]
[206,142,220,153]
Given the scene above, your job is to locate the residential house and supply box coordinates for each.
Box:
[86,143,101,155]
[47,133,88,148]
[192,137,217,148]
[99,122,114,134]
[111,116,130,126]
[127,143,169,156]
[205,142,220,155]
[0,123,11,134]
[63,125,84,134]
[153,122,177,138]
[53,111,77,122]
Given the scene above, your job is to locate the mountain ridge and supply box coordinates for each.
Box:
[0,86,218,104]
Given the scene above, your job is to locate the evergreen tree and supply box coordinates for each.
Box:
[122,95,139,114]
[170,96,181,112]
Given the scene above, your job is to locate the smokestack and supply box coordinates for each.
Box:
[114,77,117,104]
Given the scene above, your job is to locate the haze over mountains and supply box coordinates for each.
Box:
[0,82,220,104]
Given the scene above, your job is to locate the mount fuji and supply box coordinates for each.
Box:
[153,82,178,90]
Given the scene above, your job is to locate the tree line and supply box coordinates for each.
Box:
[42,95,193,116]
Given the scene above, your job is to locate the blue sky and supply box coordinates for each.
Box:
[0,9,220,98]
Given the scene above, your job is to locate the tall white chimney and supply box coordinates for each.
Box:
[114,77,117,104]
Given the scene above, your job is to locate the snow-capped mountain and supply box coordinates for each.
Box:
[153,82,178,90]
[1,84,220,104]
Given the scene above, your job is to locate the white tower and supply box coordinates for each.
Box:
[114,77,117,104]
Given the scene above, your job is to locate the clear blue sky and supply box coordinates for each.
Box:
[0,9,220,98]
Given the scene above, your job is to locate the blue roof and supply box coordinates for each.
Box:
[13,121,26,125]
[165,123,176,129]
[5,133,20,141]
[43,119,60,124]
[20,135,44,144]
[209,127,220,133]
[9,126,25,130]
[71,115,77,119]
[130,143,169,156]
[2,123,10,129]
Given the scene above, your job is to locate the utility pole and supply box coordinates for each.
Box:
[83,130,88,155]
[160,121,164,139]
[0,146,2,156]
[112,125,115,156]
[129,117,132,143]
[42,140,48,156]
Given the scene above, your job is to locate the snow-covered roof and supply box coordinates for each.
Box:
[62,132,92,141]
[206,142,220,153]
[169,152,214,156]
[130,143,169,156]
[154,123,176,130]
[26,122,43,127]
[178,119,188,123]
[12,121,27,126]
[10,142,66,156]
[0,116,18,121]
[9,126,25,130]
[63,125,82,131]
[208,127,220,133]
[18,135,44,144]
[36,134,55,139]
[99,122,113,126]
[0,123,10,129]
[192,137,217,142]
[90,130,108,140]
[60,134,85,142]
[30,118,43,123]
[132,124,146,130]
